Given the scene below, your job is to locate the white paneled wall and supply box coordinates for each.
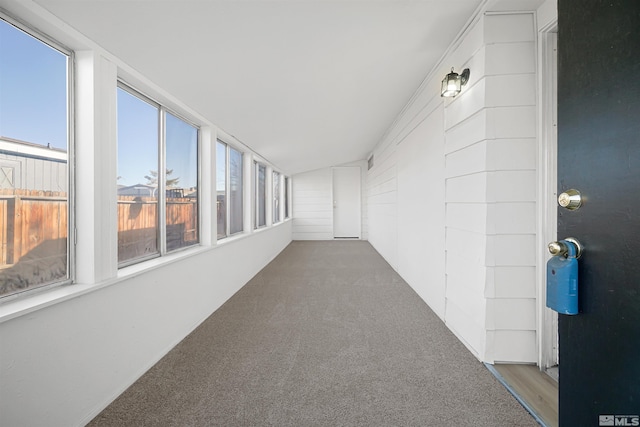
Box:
[482,12,537,364]
[292,168,334,240]
[396,101,446,319]
[292,162,367,241]
[446,11,538,362]
[366,139,398,267]
[367,8,540,363]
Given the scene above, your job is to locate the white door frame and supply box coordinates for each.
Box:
[332,166,362,239]
[537,21,559,370]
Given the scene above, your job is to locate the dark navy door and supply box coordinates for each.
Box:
[557,1,640,425]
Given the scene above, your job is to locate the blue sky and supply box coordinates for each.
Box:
[1,18,198,190]
[116,88,159,187]
[117,88,198,189]
[0,18,68,149]
[166,111,198,189]
[216,141,226,192]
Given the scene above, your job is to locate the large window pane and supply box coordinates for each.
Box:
[256,163,266,228]
[217,142,243,240]
[117,88,159,264]
[165,113,198,251]
[229,147,243,235]
[273,171,280,224]
[0,18,69,298]
[216,141,227,239]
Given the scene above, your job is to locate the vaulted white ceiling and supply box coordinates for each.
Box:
[31,0,484,174]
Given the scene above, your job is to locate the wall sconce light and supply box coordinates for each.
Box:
[441,68,470,97]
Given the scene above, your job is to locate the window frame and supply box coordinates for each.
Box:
[0,14,75,300]
[216,140,227,240]
[216,139,244,240]
[254,161,267,229]
[116,82,200,268]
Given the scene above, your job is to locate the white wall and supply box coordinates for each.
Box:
[396,101,446,318]
[367,139,398,266]
[366,100,448,320]
[292,168,334,240]
[292,161,367,241]
[367,6,541,363]
[0,3,293,426]
[448,12,537,363]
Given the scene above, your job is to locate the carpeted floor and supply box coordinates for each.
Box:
[89,240,538,426]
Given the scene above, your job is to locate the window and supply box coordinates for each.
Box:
[165,113,199,251]
[255,162,266,228]
[216,140,243,239]
[117,88,159,262]
[0,18,70,298]
[229,147,243,234]
[216,142,226,239]
[117,85,199,266]
[284,176,290,219]
[272,171,281,224]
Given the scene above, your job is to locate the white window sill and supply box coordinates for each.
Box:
[116,245,211,280]
[0,244,211,324]
[215,219,289,246]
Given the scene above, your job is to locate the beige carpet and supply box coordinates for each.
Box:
[89,240,538,426]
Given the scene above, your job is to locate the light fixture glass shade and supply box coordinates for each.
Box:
[441,68,470,98]
[441,69,461,97]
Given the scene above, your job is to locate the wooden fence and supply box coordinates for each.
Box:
[117,196,198,261]
[0,191,198,268]
[0,189,68,266]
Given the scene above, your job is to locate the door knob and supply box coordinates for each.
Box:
[548,237,583,259]
[558,189,582,210]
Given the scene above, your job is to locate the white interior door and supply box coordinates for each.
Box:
[333,167,361,238]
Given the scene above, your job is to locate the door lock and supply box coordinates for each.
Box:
[558,189,582,210]
[548,237,583,259]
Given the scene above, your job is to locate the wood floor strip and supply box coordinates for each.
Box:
[489,363,559,427]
